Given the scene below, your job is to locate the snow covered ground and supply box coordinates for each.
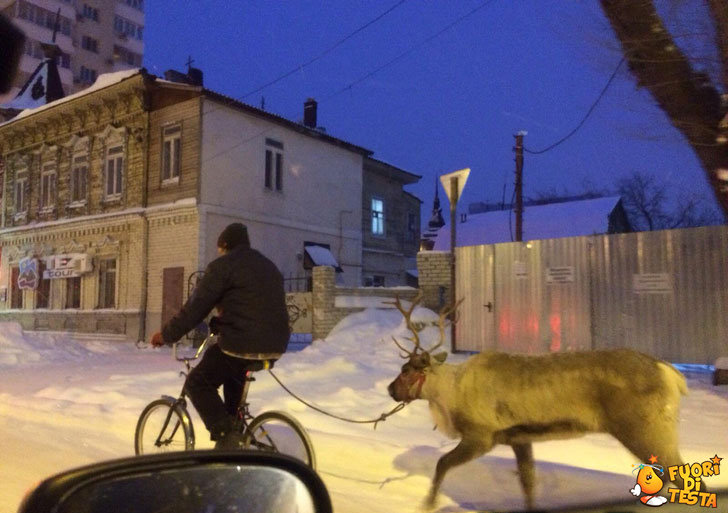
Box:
[1,309,726,512]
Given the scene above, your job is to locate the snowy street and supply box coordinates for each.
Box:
[1,309,727,513]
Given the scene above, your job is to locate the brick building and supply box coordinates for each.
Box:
[0,68,420,341]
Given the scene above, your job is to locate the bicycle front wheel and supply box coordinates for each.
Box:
[135,398,194,455]
[243,410,316,470]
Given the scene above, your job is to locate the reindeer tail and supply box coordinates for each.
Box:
[658,361,688,396]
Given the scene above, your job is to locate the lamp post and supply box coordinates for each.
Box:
[439,168,470,351]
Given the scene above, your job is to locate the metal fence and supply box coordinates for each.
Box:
[455,225,728,364]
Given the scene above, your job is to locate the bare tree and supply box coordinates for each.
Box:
[617,170,722,230]
[599,0,728,221]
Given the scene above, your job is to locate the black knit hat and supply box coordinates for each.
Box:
[217,223,250,250]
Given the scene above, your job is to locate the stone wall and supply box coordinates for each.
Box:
[416,251,452,311]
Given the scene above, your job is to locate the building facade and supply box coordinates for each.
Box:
[0,0,144,97]
[362,157,420,287]
[0,68,420,341]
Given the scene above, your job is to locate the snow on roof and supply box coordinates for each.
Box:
[0,69,142,127]
[304,245,341,270]
[433,196,623,250]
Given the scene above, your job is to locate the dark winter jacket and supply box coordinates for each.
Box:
[161,243,290,358]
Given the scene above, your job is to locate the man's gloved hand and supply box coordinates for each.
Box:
[150,332,165,347]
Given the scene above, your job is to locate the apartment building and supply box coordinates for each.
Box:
[0,0,144,96]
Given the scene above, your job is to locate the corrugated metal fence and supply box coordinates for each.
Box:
[455,225,728,364]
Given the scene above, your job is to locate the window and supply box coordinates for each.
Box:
[16,1,71,35]
[161,125,181,182]
[97,258,116,308]
[114,45,142,66]
[65,277,81,309]
[265,139,283,191]
[81,36,99,53]
[36,260,50,308]
[125,0,144,10]
[364,275,385,287]
[10,266,22,309]
[80,66,97,83]
[407,212,417,241]
[82,4,99,21]
[71,153,88,203]
[40,163,56,209]
[14,169,28,214]
[114,15,143,40]
[105,145,124,199]
[371,198,385,235]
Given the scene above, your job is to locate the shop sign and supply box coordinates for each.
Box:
[43,253,93,279]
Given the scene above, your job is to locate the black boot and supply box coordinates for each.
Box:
[211,416,245,450]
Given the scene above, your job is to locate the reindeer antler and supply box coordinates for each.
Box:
[427,298,465,353]
[385,291,424,356]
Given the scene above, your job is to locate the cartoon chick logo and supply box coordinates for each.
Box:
[631,455,668,507]
[630,455,722,508]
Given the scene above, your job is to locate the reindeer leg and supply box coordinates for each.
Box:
[425,436,492,508]
[512,443,535,510]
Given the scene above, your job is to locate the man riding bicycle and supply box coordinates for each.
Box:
[150,223,290,449]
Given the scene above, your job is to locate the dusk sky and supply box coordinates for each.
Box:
[143,1,722,228]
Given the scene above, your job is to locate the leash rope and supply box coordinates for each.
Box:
[267,369,407,429]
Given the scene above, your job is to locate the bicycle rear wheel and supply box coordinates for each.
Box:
[243,410,316,470]
[135,398,194,455]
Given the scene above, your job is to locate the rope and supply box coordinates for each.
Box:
[267,369,407,430]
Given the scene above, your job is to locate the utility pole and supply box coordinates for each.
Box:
[514,132,525,242]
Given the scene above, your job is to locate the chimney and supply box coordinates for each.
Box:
[187,66,203,86]
[303,98,317,128]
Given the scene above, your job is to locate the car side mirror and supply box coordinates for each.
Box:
[18,450,332,513]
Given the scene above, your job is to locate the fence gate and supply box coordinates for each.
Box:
[455,245,495,352]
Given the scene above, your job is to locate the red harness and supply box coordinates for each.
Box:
[406,372,426,401]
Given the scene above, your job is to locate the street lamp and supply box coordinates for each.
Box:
[439,168,470,351]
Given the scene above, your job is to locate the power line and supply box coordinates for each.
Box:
[241,0,408,99]
[323,0,497,102]
[524,57,625,155]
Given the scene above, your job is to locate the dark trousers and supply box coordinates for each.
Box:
[184,343,254,440]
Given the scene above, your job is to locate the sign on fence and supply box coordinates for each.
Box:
[546,266,575,283]
[633,273,672,295]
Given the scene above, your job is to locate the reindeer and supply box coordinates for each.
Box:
[386,293,688,510]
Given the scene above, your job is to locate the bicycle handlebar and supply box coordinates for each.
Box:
[173,334,214,362]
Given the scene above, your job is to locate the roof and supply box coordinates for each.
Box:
[364,157,421,184]
[202,89,372,157]
[433,196,624,250]
[0,68,142,128]
[0,69,374,157]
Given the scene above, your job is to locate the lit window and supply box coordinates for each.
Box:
[98,258,117,308]
[371,198,385,235]
[161,124,181,182]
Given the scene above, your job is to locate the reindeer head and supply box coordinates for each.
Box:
[386,293,461,403]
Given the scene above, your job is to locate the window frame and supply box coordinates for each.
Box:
[39,161,56,211]
[161,124,181,184]
[14,167,29,217]
[97,257,117,309]
[65,276,81,309]
[10,266,22,309]
[371,197,385,236]
[71,152,88,205]
[264,139,284,192]
[35,260,50,309]
[104,145,124,200]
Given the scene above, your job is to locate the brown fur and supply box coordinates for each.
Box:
[388,348,687,509]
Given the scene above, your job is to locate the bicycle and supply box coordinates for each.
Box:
[134,333,316,469]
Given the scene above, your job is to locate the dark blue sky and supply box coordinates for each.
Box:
[143,0,721,227]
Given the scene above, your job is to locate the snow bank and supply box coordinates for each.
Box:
[0,322,124,367]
